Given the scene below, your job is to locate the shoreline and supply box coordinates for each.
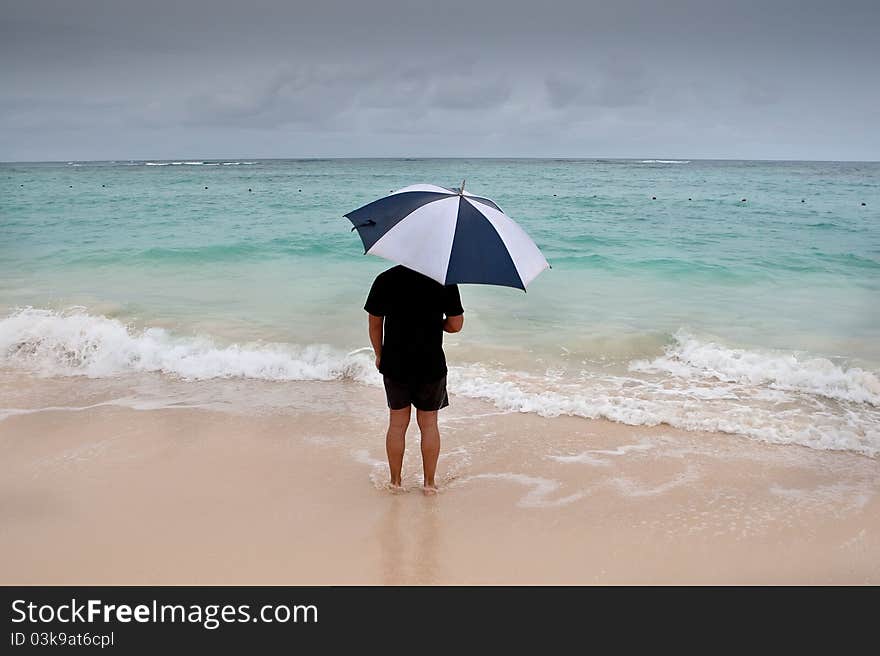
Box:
[2,376,877,584]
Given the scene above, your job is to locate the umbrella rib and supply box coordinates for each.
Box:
[350,219,375,231]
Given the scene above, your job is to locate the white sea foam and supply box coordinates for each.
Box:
[453,473,588,507]
[144,161,205,166]
[449,363,879,456]
[630,331,880,407]
[0,308,376,384]
[1,309,878,456]
[143,160,254,166]
[608,466,700,497]
[0,397,213,421]
[549,443,655,466]
[639,159,690,164]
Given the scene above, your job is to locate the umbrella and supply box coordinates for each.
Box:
[344,182,549,291]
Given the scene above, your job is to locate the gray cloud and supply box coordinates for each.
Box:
[179,65,368,128]
[1,0,878,160]
[545,57,651,109]
[429,76,512,110]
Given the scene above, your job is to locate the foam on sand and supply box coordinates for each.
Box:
[452,473,588,507]
[450,362,879,457]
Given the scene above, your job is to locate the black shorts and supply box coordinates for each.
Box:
[383,375,449,411]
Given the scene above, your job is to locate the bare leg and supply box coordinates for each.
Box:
[385,407,411,488]
[416,409,440,494]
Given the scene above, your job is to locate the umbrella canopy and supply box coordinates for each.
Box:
[345,182,549,290]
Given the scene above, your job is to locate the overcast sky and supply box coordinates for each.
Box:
[1,0,878,161]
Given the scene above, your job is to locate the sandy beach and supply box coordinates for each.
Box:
[4,1,880,631]
[2,372,877,585]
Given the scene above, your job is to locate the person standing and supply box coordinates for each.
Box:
[365,265,464,494]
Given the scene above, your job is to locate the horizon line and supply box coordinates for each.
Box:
[2,156,879,164]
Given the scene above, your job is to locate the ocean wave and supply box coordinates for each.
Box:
[0,308,375,383]
[630,331,880,407]
[639,159,690,164]
[143,161,255,167]
[1,309,877,456]
[450,364,879,457]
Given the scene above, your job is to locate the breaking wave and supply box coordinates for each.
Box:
[1,309,877,456]
[630,331,880,407]
[0,308,374,383]
[143,161,256,166]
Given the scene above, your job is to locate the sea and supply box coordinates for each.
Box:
[1,158,878,455]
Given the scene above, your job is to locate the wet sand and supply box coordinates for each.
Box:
[1,376,878,584]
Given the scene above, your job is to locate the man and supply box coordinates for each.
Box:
[365,265,464,494]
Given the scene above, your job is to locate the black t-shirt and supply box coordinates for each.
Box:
[364,265,464,383]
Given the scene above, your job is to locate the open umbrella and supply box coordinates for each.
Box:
[344,182,549,291]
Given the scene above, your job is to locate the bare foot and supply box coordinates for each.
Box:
[388,481,404,493]
[422,484,438,496]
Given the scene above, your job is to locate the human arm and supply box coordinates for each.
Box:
[364,274,388,370]
[443,284,464,333]
[368,314,383,369]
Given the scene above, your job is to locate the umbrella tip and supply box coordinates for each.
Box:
[459,179,466,195]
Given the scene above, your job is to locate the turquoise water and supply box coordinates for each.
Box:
[1,159,879,454]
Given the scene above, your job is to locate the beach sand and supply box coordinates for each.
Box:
[1,374,878,585]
